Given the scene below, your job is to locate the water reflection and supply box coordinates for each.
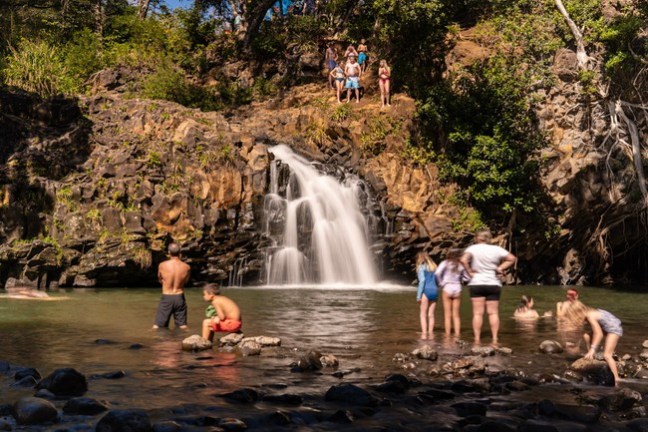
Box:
[1,286,648,408]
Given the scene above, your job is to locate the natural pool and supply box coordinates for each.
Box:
[1,285,648,419]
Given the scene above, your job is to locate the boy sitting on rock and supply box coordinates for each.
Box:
[202,283,242,342]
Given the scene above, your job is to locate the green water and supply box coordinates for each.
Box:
[1,285,647,410]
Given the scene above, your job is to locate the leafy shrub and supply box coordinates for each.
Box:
[63,28,106,85]
[3,39,77,97]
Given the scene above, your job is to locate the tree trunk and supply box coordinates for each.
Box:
[554,0,590,69]
[137,0,151,19]
[243,0,277,49]
[94,0,104,36]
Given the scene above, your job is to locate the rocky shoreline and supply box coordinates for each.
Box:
[2,335,648,431]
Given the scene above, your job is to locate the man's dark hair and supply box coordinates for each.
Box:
[168,243,181,257]
[203,283,221,296]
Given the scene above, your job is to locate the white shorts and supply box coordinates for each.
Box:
[442,284,462,298]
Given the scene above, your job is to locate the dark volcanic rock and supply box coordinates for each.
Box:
[451,401,487,417]
[261,393,303,405]
[13,397,58,425]
[222,388,259,404]
[568,358,615,386]
[11,375,38,388]
[96,409,152,432]
[218,417,247,431]
[291,350,323,372]
[36,367,88,396]
[14,367,41,381]
[598,387,643,412]
[325,383,378,407]
[63,397,109,415]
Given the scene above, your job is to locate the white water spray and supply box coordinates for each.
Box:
[263,145,378,285]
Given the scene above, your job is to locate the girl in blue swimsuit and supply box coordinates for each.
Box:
[416,252,438,339]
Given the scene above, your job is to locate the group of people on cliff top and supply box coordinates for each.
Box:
[325,40,392,108]
[416,229,624,386]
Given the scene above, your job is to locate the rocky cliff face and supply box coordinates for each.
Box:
[2,33,646,288]
[0,79,472,288]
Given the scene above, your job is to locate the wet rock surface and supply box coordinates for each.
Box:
[2,340,648,431]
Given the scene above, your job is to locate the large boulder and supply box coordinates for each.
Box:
[36,368,87,396]
[13,397,58,425]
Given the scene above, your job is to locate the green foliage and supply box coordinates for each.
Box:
[3,39,77,97]
[63,28,106,84]
[371,0,450,93]
[141,60,221,111]
[330,104,353,122]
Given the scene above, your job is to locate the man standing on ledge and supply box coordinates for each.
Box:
[460,230,516,346]
[153,242,190,330]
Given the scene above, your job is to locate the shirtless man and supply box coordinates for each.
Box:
[153,243,190,329]
[345,56,362,104]
[202,283,242,342]
[325,44,338,89]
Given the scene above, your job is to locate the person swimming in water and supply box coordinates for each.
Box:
[514,295,540,319]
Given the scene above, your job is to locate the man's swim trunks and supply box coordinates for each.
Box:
[209,318,242,333]
[154,293,187,327]
[345,77,359,89]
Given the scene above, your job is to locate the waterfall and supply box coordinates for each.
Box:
[263,145,378,285]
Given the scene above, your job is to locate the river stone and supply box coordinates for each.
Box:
[451,401,487,417]
[96,409,152,432]
[181,335,213,351]
[248,336,281,347]
[642,340,648,349]
[412,345,438,361]
[539,340,564,354]
[14,367,41,381]
[325,383,378,407]
[218,417,247,431]
[219,333,244,346]
[11,376,37,388]
[639,351,648,360]
[261,393,303,405]
[238,340,261,356]
[152,420,182,432]
[599,387,642,412]
[569,358,615,386]
[63,397,109,415]
[627,418,648,432]
[320,354,339,367]
[34,389,56,399]
[13,397,58,425]
[497,347,513,356]
[36,367,87,396]
[292,351,323,372]
[222,388,259,404]
[471,346,495,356]
[0,418,11,431]
[327,410,354,423]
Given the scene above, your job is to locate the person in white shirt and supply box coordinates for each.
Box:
[460,230,516,346]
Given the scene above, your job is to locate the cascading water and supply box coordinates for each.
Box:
[263,145,378,285]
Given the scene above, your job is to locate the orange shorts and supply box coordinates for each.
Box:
[209,319,242,333]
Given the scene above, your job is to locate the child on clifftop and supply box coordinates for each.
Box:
[202,283,242,342]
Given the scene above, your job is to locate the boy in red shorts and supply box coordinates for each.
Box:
[201,283,242,342]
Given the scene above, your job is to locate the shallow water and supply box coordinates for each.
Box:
[1,285,647,414]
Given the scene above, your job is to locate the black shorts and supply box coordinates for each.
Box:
[154,293,187,328]
[469,285,501,301]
